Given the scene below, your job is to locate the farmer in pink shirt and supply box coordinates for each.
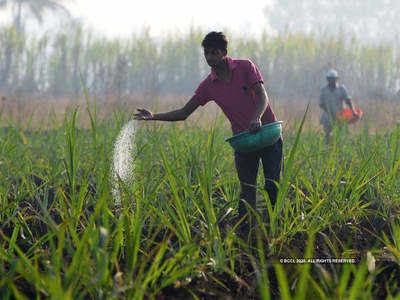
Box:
[134,32,283,233]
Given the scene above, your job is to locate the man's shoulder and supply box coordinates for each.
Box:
[233,58,251,64]
[320,85,346,92]
[234,59,254,68]
[338,84,351,99]
[231,59,262,76]
[320,85,329,93]
[227,57,253,67]
[337,84,349,95]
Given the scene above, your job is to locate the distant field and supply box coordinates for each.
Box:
[1,94,399,130]
[0,96,399,298]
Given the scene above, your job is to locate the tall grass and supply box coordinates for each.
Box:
[1,24,400,100]
[0,97,399,298]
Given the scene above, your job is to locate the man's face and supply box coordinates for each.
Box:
[204,47,226,68]
[327,77,338,87]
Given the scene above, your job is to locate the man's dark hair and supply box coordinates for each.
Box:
[201,31,228,51]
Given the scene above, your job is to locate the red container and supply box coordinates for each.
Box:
[336,108,363,124]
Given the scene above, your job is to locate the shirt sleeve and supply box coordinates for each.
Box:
[191,78,211,106]
[246,60,264,86]
[341,85,352,104]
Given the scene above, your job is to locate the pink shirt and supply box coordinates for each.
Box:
[191,57,277,135]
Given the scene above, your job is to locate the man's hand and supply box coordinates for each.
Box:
[352,111,360,120]
[249,118,262,133]
[133,108,153,120]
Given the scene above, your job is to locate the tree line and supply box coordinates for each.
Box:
[0,24,400,101]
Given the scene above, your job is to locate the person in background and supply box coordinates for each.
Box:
[319,69,359,143]
[134,31,283,235]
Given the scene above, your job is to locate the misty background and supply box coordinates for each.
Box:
[1,0,400,102]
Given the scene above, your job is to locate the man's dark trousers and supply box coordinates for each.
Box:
[234,138,283,220]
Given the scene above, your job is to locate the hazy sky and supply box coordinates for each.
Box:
[68,0,274,37]
[0,0,274,37]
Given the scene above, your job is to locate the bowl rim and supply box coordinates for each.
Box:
[225,121,283,142]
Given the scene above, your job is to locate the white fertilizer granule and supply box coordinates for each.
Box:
[112,120,136,203]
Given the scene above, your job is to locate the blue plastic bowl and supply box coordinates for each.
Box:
[226,121,283,153]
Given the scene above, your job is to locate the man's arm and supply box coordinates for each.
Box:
[134,98,200,121]
[345,98,358,116]
[344,96,355,111]
[249,82,268,133]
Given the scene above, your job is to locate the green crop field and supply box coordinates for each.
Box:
[0,97,399,299]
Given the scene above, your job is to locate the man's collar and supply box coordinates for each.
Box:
[327,82,338,90]
[210,57,237,81]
